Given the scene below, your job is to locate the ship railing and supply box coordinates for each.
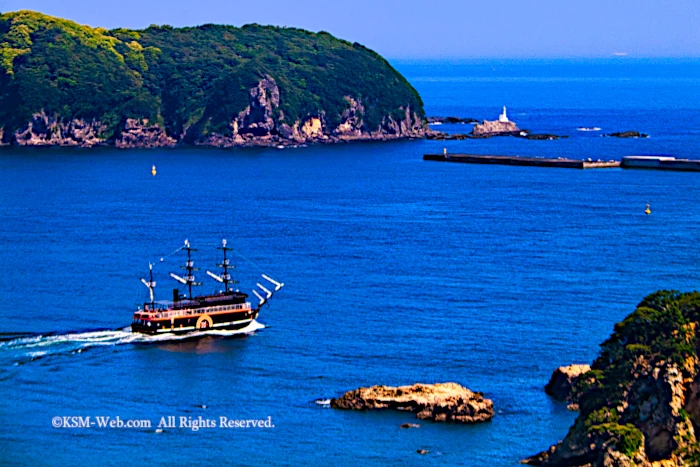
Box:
[154,302,252,319]
[143,303,170,312]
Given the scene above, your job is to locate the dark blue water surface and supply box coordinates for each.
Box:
[2,59,700,466]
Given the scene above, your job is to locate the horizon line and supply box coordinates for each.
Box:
[387,55,700,61]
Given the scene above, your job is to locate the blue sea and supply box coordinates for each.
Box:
[2,58,700,466]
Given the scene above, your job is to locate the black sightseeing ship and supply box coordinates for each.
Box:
[131,239,283,335]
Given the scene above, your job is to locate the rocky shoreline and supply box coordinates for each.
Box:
[524,291,700,467]
[427,116,479,125]
[4,76,426,149]
[427,130,567,141]
[330,382,494,424]
[4,100,648,148]
[544,364,591,410]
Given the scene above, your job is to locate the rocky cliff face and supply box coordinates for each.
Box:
[4,74,425,149]
[7,76,426,149]
[525,291,700,467]
[545,364,592,409]
[116,118,176,149]
[195,76,426,148]
[12,111,106,147]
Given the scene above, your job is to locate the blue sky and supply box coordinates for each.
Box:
[2,0,699,58]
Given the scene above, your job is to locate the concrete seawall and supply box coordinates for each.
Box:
[423,153,620,169]
[621,156,700,171]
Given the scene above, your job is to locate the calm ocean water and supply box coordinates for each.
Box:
[2,59,700,466]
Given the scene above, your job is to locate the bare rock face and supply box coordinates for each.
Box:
[198,82,426,147]
[545,364,592,403]
[301,116,325,139]
[13,111,106,147]
[115,118,176,149]
[238,75,280,137]
[472,119,520,137]
[623,363,690,462]
[334,97,364,138]
[527,293,700,467]
[198,75,291,146]
[330,382,493,423]
[9,77,427,148]
[526,361,697,466]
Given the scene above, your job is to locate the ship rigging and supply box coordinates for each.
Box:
[131,239,283,335]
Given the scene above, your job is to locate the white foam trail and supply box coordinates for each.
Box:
[1,320,266,360]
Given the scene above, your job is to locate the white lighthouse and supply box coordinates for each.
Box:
[498,106,509,123]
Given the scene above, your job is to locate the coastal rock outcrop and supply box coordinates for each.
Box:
[13,111,106,147]
[116,119,176,149]
[330,382,493,423]
[525,133,565,140]
[334,97,365,139]
[472,119,520,137]
[427,116,478,125]
[603,131,649,138]
[471,106,521,137]
[426,132,470,140]
[427,109,566,140]
[545,364,592,403]
[196,79,425,148]
[195,75,283,147]
[524,291,700,467]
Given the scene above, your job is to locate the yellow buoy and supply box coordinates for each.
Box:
[645,204,651,215]
[151,165,157,177]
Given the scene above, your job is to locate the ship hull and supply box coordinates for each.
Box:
[131,309,258,335]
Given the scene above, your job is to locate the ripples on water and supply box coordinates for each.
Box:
[2,59,700,465]
[0,321,266,365]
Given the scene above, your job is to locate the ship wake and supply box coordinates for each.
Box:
[0,320,265,364]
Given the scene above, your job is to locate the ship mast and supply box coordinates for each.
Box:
[170,239,202,299]
[140,263,156,308]
[206,239,239,292]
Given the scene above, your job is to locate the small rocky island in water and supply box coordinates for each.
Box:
[525,291,700,467]
[427,107,565,141]
[0,11,426,148]
[471,106,521,137]
[330,382,494,423]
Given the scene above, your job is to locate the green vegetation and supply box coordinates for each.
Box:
[589,423,644,458]
[0,10,424,141]
[565,291,700,461]
[596,290,697,371]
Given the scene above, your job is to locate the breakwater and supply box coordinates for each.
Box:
[423,153,620,169]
